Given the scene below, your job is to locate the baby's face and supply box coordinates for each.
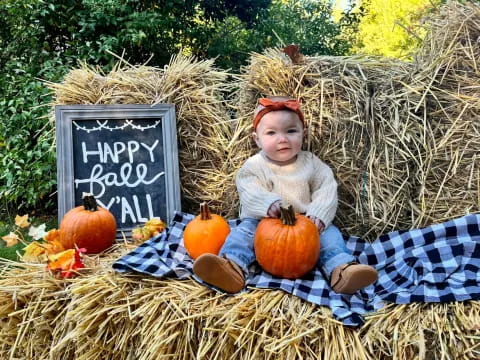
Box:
[253,110,305,165]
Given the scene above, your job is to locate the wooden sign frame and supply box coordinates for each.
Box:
[55,104,180,235]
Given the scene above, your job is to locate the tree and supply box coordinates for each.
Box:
[258,0,352,56]
[352,0,442,59]
[204,0,354,69]
[0,0,271,70]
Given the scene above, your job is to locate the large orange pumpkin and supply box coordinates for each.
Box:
[254,205,320,279]
[183,202,230,259]
[59,193,117,254]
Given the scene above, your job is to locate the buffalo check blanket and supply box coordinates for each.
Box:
[113,212,480,326]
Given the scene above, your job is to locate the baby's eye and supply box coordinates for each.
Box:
[287,129,298,133]
[266,131,275,135]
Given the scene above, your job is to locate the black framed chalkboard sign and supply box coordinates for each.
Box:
[55,104,181,236]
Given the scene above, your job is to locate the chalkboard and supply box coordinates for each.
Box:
[55,104,180,235]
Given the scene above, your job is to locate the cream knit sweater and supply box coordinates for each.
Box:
[236,151,338,227]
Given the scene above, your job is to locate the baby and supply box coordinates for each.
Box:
[193,96,378,294]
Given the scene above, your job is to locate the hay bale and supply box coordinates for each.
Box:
[48,55,235,216]
[0,251,365,359]
[230,1,480,239]
[411,2,480,226]
[361,302,480,359]
[0,262,73,359]
[230,49,426,238]
[1,251,479,359]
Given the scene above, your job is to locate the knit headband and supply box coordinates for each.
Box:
[253,98,304,130]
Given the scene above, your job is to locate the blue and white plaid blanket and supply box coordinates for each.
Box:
[113,212,480,326]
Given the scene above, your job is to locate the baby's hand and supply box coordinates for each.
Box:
[307,215,325,233]
[267,200,282,218]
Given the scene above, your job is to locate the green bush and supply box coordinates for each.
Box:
[0,62,62,213]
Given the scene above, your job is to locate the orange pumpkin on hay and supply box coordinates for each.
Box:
[254,205,320,279]
[183,202,230,259]
[59,193,117,254]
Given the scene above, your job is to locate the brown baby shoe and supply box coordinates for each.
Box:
[193,253,245,293]
[330,262,378,295]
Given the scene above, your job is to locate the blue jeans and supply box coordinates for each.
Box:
[219,217,355,278]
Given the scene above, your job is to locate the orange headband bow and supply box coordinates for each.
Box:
[253,98,304,130]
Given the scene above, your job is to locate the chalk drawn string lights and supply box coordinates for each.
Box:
[73,119,162,133]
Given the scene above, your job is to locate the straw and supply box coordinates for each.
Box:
[1,250,479,359]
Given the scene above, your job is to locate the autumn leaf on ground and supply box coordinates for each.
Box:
[28,224,47,240]
[15,214,30,228]
[44,239,65,255]
[47,248,86,278]
[44,229,60,242]
[43,229,66,254]
[2,232,20,247]
[22,241,48,262]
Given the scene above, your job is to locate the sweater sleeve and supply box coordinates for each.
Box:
[306,156,338,227]
[236,161,282,219]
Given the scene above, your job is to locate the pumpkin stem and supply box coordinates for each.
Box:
[280,205,296,226]
[199,202,212,220]
[82,192,98,212]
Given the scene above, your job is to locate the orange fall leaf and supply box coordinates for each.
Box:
[22,241,48,262]
[44,229,61,243]
[46,248,86,278]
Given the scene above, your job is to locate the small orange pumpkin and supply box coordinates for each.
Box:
[254,205,320,279]
[59,193,117,254]
[183,202,230,259]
